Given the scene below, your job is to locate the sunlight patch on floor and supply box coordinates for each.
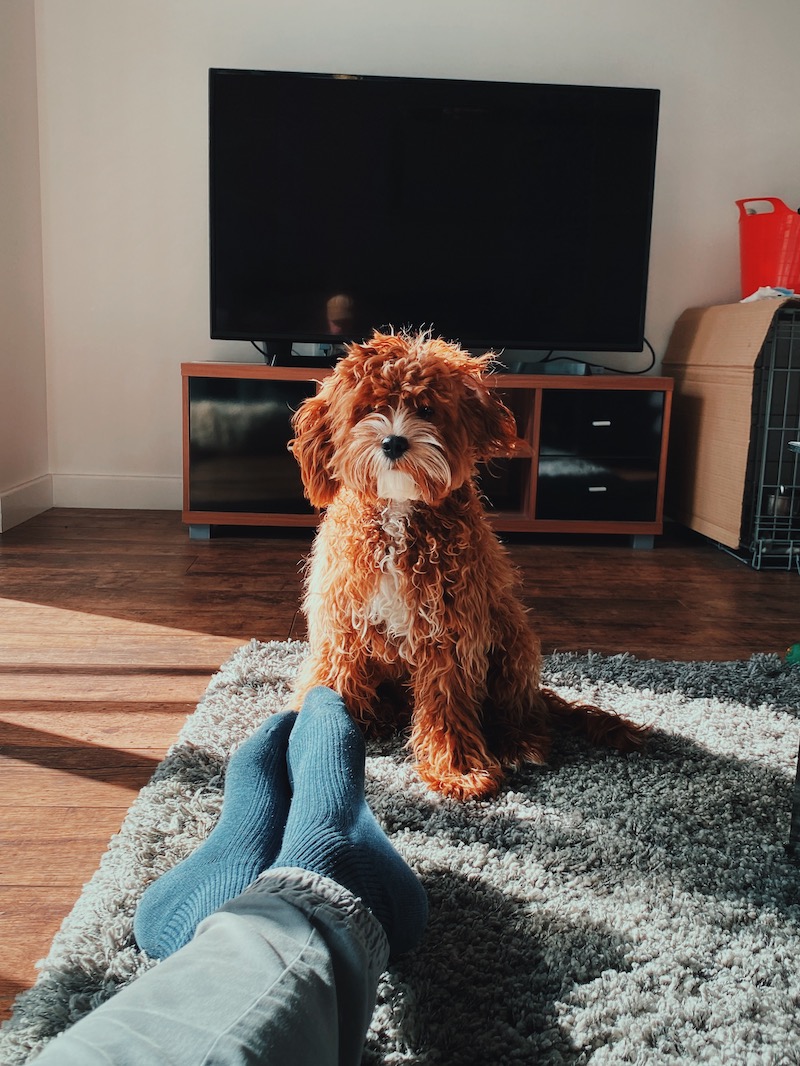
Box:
[0,597,243,667]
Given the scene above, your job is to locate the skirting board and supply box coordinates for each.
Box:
[0,475,53,533]
[51,474,182,510]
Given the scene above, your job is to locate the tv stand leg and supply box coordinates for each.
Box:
[630,533,654,550]
[189,524,211,540]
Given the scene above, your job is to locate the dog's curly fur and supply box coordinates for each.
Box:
[289,329,647,800]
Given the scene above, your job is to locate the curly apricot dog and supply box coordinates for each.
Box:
[289,329,646,799]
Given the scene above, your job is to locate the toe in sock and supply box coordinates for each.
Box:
[134,710,297,959]
[273,687,428,957]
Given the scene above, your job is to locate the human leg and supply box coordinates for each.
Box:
[34,869,388,1066]
[35,688,427,1064]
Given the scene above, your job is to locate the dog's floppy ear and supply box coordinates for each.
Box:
[473,389,522,459]
[289,388,338,507]
[463,357,522,459]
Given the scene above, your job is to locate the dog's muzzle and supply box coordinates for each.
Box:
[381,435,410,461]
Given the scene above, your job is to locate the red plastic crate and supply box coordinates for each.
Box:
[736,197,800,298]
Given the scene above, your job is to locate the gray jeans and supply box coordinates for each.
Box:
[34,868,389,1065]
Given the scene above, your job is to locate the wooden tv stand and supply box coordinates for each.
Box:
[182,362,672,546]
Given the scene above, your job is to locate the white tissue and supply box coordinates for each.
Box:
[740,286,796,303]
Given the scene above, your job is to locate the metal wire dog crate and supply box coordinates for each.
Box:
[739,308,800,570]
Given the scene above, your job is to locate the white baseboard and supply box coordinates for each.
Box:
[51,474,182,510]
[0,474,54,532]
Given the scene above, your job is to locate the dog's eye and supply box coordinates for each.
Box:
[416,405,435,420]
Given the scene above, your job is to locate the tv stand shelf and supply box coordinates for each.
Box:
[182,363,672,544]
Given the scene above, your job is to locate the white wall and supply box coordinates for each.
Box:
[0,1,51,531]
[12,0,800,513]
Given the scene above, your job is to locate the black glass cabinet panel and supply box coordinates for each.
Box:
[188,377,316,513]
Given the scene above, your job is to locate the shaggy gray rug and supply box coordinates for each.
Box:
[2,641,800,1065]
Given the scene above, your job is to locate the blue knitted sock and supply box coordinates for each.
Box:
[134,710,296,959]
[273,687,428,958]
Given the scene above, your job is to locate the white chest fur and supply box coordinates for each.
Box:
[367,501,415,642]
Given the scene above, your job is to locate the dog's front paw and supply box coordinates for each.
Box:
[415,761,503,801]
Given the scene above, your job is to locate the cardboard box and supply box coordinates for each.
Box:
[662,298,800,548]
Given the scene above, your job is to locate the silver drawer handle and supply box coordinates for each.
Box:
[592,420,612,427]
[588,486,608,493]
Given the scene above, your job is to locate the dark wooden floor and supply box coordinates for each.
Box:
[1,507,798,1020]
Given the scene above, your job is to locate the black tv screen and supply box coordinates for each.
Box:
[209,68,659,354]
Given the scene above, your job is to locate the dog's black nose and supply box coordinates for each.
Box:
[381,435,409,460]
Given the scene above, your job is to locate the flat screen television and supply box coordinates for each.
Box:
[209,68,659,357]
